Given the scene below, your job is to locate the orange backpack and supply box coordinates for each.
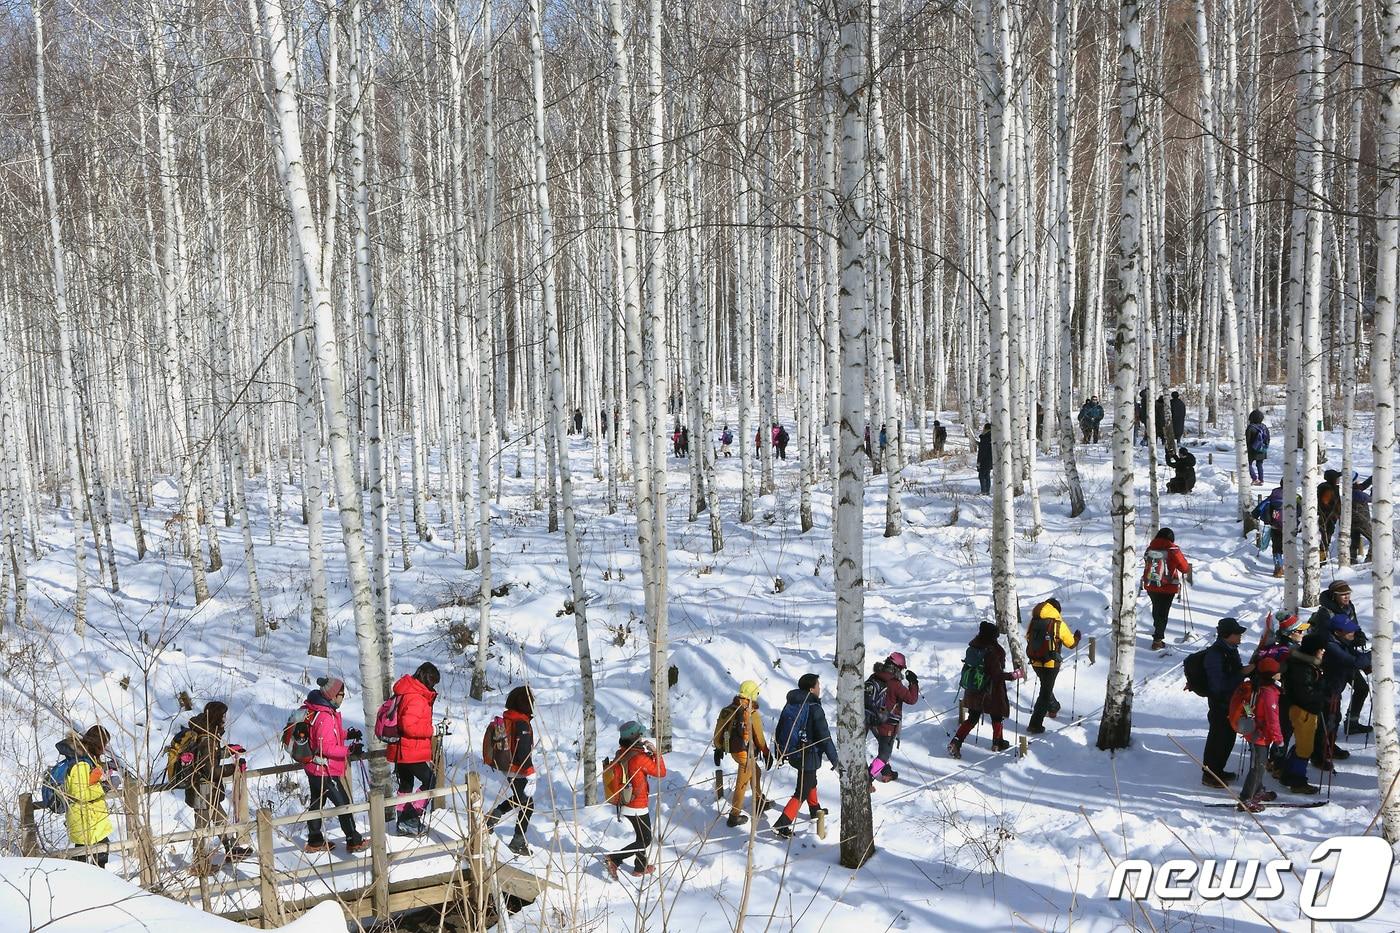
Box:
[600,752,635,807]
[1228,681,1256,737]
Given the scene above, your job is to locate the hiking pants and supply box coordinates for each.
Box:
[71,836,110,869]
[191,778,233,854]
[1148,591,1176,642]
[610,813,653,872]
[778,769,822,826]
[395,762,436,822]
[1241,744,1269,801]
[1029,666,1061,729]
[872,734,895,777]
[1348,672,1370,725]
[307,774,362,844]
[490,775,533,836]
[978,468,991,495]
[1249,457,1265,484]
[953,712,1004,742]
[1286,708,1319,784]
[1315,693,1342,760]
[728,751,763,817]
[1203,694,1237,778]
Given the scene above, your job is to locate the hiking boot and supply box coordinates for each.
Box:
[1331,747,1351,760]
[1219,771,1238,782]
[1257,790,1278,802]
[1201,773,1229,789]
[484,807,504,831]
[877,771,896,783]
[1286,781,1320,795]
[809,806,828,819]
[1047,707,1060,720]
[1150,640,1167,651]
[397,817,425,836]
[631,864,656,877]
[507,834,532,857]
[1346,720,1374,736]
[604,856,621,880]
[774,824,794,839]
[1272,567,1284,578]
[1237,800,1265,813]
[304,839,334,853]
[345,838,370,854]
[1026,724,1046,735]
[726,812,749,828]
[1309,757,1335,772]
[947,739,963,759]
[223,845,254,863]
[991,738,1012,752]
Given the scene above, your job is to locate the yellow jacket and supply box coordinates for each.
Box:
[64,760,114,847]
[1029,604,1079,670]
[713,698,769,756]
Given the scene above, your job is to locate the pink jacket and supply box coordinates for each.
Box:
[1249,682,1284,747]
[303,693,349,778]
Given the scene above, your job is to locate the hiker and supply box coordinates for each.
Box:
[1245,410,1270,485]
[932,419,948,455]
[680,426,690,458]
[719,425,733,457]
[486,686,536,855]
[1026,599,1081,734]
[1201,617,1251,788]
[866,653,918,782]
[948,622,1023,757]
[977,424,993,495]
[604,721,666,879]
[1320,581,1372,736]
[1077,397,1104,443]
[1153,395,1168,443]
[1235,655,1284,812]
[387,662,440,836]
[864,425,873,461]
[1318,470,1343,561]
[1349,474,1374,561]
[573,408,584,435]
[60,725,115,867]
[713,680,773,827]
[179,701,251,863]
[1164,444,1196,494]
[1281,629,1328,794]
[878,425,888,461]
[1253,486,1286,577]
[1263,613,1309,777]
[775,424,789,460]
[1143,527,1192,650]
[1135,388,1149,445]
[773,673,839,839]
[673,423,684,458]
[1314,607,1371,770]
[755,427,763,458]
[599,408,608,437]
[300,676,367,853]
[1169,391,1186,442]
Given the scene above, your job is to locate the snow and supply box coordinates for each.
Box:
[3,411,1399,931]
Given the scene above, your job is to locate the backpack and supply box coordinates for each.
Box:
[1026,607,1055,664]
[374,695,402,744]
[482,716,512,772]
[863,674,890,731]
[601,752,635,807]
[1247,424,1270,454]
[959,645,989,693]
[1143,549,1170,588]
[281,707,319,764]
[774,699,812,761]
[1229,681,1257,737]
[40,756,79,813]
[1183,649,1210,697]
[164,725,200,787]
[714,703,751,752]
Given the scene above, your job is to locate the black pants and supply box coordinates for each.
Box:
[1348,672,1370,723]
[72,836,110,868]
[1203,695,1237,778]
[978,469,991,495]
[1029,666,1061,729]
[490,776,534,836]
[307,774,361,844]
[1148,591,1175,642]
[395,762,436,821]
[610,813,653,871]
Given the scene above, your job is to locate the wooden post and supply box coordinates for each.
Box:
[231,766,249,847]
[19,794,39,856]
[1018,735,1029,758]
[368,790,389,922]
[257,808,282,927]
[121,774,156,888]
[714,766,723,801]
[467,772,485,925]
[1088,636,1097,665]
[816,809,827,839]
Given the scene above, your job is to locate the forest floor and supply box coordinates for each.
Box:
[3,411,1399,931]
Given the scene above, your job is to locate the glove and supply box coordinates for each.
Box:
[713,748,723,767]
[829,759,840,772]
[1009,669,1026,682]
[1073,630,1082,642]
[349,742,365,757]
[346,728,363,742]
[227,744,246,754]
[762,749,774,770]
[237,758,247,773]
[905,671,918,686]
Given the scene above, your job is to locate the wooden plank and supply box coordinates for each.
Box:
[257,808,282,927]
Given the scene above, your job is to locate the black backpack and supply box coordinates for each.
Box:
[863,673,890,731]
[1026,608,1055,664]
[1183,649,1211,697]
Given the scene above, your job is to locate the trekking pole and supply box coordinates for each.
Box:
[1180,584,1195,642]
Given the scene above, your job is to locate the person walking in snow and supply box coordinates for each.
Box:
[1169,391,1186,442]
[713,680,773,827]
[604,721,666,878]
[932,419,948,455]
[1281,629,1328,795]
[1318,470,1343,562]
[60,725,116,867]
[1143,527,1192,650]
[1164,444,1197,494]
[1077,397,1101,443]
[1320,581,1372,737]
[387,662,440,836]
[1313,607,1370,771]
[1201,617,1251,788]
[180,701,252,863]
[486,685,537,855]
[976,423,993,495]
[1025,599,1080,734]
[719,425,733,457]
[948,622,1023,757]
[775,423,789,460]
[1245,410,1270,485]
[1348,474,1373,562]
[773,673,839,839]
[866,653,918,782]
[680,426,690,458]
[1236,655,1284,812]
[672,423,684,458]
[300,676,368,853]
[1253,486,1286,577]
[573,408,584,435]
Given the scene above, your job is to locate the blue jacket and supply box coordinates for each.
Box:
[1320,630,1371,694]
[782,688,839,772]
[1203,638,1244,700]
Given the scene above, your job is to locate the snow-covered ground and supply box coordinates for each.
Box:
[3,410,1398,931]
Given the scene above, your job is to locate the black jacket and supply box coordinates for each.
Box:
[1320,631,1370,694]
[1170,397,1186,436]
[1165,447,1196,478]
[782,689,839,772]
[977,432,993,471]
[1283,650,1327,714]
[1202,638,1244,700]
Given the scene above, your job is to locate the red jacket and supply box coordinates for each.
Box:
[386,675,436,765]
[873,667,919,738]
[1248,681,1284,747]
[1143,536,1191,594]
[504,709,535,776]
[617,745,666,814]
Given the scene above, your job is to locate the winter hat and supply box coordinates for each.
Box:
[1216,617,1246,638]
[316,676,346,704]
[1256,656,1282,676]
[1324,469,1341,485]
[886,652,907,669]
[506,685,534,715]
[1276,613,1308,639]
[738,680,761,701]
[1330,613,1360,635]
[797,672,821,692]
[1300,629,1329,655]
[618,721,646,743]
[1327,580,1352,597]
[978,621,1000,641]
[1155,527,1176,542]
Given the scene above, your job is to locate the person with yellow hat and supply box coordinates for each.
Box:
[713,680,773,827]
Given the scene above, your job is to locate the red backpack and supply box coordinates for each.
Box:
[482,716,512,772]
